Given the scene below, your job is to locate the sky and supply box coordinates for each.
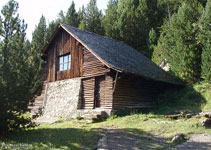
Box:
[0,0,108,40]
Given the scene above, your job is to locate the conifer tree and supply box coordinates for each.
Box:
[102,0,119,38]
[65,1,79,27]
[115,0,160,57]
[199,0,211,80]
[45,20,57,41]
[0,0,32,136]
[30,15,47,94]
[83,0,104,35]
[78,5,86,30]
[153,1,203,83]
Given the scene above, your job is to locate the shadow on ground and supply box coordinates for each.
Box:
[153,85,207,115]
[1,126,211,150]
[1,128,101,150]
[1,127,171,150]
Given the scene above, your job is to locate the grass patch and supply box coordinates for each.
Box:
[155,81,211,114]
[0,120,102,150]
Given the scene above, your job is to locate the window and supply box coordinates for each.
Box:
[59,54,71,71]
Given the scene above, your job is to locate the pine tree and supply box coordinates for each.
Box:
[0,0,32,136]
[30,15,47,94]
[78,5,86,30]
[102,0,119,38]
[45,20,57,42]
[83,0,104,35]
[148,28,157,58]
[199,0,211,80]
[65,1,79,27]
[153,1,203,83]
[114,0,161,57]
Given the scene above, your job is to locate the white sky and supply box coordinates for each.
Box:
[0,0,108,40]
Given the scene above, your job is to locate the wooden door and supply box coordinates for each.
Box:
[95,76,105,108]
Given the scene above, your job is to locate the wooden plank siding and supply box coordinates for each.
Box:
[46,29,83,81]
[82,48,110,77]
[113,76,166,110]
[81,77,95,109]
[95,75,113,109]
[81,75,113,109]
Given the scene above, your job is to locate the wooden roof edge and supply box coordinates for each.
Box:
[41,24,61,58]
[41,24,122,73]
[60,24,123,72]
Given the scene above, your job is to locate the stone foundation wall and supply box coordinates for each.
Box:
[42,78,81,118]
[42,77,113,119]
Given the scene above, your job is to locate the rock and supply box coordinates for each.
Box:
[166,114,184,120]
[201,119,211,128]
[186,114,193,118]
[171,134,185,143]
[204,113,211,119]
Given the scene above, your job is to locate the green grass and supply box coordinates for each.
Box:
[1,82,211,150]
[155,81,211,114]
[0,120,102,150]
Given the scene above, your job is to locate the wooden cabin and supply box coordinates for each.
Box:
[30,24,180,118]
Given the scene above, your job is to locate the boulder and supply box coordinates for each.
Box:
[201,119,211,128]
[171,133,185,143]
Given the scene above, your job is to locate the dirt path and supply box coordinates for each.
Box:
[97,129,211,150]
[170,134,211,150]
[97,128,168,150]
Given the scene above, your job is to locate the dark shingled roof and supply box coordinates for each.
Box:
[44,24,180,85]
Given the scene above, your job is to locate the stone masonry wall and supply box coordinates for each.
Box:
[42,78,81,118]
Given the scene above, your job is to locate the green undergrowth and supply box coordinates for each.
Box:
[155,81,211,114]
[1,82,211,149]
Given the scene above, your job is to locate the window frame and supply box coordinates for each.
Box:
[59,53,71,72]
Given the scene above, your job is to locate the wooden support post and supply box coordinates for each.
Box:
[113,71,118,94]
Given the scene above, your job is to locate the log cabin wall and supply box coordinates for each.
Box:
[113,75,167,110]
[46,29,83,82]
[81,75,113,109]
[82,48,110,77]
[95,75,113,109]
[80,48,113,109]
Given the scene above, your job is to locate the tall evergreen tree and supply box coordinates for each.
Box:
[78,5,86,30]
[153,1,203,83]
[114,0,161,57]
[65,1,80,27]
[83,0,104,35]
[0,0,32,136]
[45,20,57,42]
[102,0,119,38]
[30,15,47,94]
[199,0,211,80]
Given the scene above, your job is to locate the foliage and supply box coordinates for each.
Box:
[0,0,32,137]
[64,1,80,27]
[156,81,211,114]
[82,0,104,35]
[148,28,157,58]
[199,0,211,81]
[102,0,119,38]
[30,16,47,95]
[114,0,162,57]
[153,1,203,83]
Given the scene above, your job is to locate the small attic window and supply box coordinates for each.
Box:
[59,54,71,71]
